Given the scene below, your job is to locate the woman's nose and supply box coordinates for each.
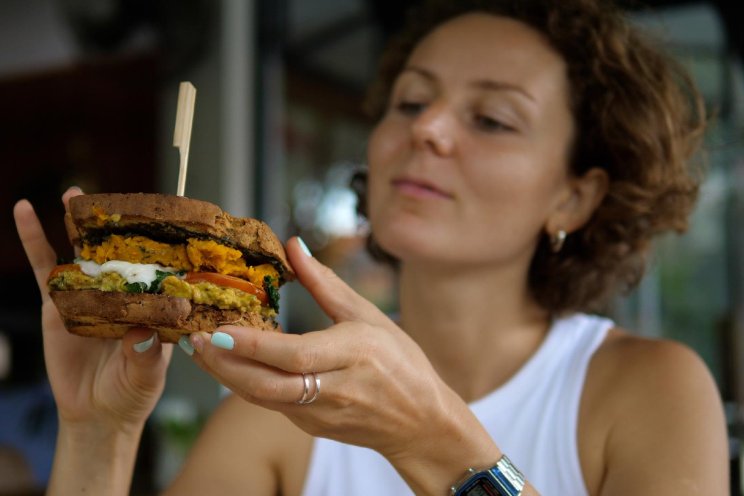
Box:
[410,103,455,156]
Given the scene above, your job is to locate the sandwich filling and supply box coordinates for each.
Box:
[48,234,281,319]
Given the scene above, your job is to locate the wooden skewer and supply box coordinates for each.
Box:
[173,81,197,197]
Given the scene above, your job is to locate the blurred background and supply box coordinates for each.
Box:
[0,0,742,494]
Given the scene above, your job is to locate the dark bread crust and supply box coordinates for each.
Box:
[50,290,279,343]
[66,193,294,281]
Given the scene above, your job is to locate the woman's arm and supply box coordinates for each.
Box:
[187,237,543,496]
[592,335,729,495]
[14,191,172,496]
[47,421,144,495]
[165,394,313,496]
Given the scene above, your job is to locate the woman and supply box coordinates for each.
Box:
[13,0,728,494]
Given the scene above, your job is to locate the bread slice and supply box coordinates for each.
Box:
[65,193,295,282]
[50,290,279,343]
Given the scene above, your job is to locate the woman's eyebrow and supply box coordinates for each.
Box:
[472,79,536,104]
[401,65,535,104]
[400,65,437,81]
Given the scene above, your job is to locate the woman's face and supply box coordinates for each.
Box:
[367,13,576,269]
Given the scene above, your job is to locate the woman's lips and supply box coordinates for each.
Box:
[391,178,453,199]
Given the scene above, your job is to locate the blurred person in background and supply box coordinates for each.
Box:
[13,0,729,494]
[0,328,55,495]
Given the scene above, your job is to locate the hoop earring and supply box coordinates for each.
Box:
[550,230,567,253]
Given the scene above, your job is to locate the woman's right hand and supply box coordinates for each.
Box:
[13,187,172,433]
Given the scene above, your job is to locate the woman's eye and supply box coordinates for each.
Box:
[474,114,514,132]
[396,101,426,116]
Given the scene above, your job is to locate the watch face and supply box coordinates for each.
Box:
[463,476,501,496]
[469,484,500,496]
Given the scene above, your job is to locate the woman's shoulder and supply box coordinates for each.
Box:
[592,326,714,392]
[579,325,728,493]
[556,313,712,389]
[581,325,722,428]
[584,325,722,416]
[579,328,728,494]
[165,394,314,496]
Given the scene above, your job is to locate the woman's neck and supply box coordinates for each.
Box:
[398,260,551,402]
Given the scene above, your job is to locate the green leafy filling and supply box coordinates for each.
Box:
[263,275,280,312]
[124,270,178,294]
[124,282,148,293]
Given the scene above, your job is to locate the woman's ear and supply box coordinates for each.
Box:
[547,167,608,234]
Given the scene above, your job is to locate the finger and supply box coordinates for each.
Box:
[121,328,173,389]
[191,340,309,404]
[287,237,390,326]
[191,325,357,374]
[14,199,58,302]
[62,185,84,211]
[62,186,84,257]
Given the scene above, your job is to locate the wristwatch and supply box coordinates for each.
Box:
[450,455,525,496]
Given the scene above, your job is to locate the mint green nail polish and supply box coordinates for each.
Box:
[211,332,234,351]
[178,335,194,356]
[133,334,155,353]
[297,237,312,257]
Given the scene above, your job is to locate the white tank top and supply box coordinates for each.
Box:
[301,313,613,496]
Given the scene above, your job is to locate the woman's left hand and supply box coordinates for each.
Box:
[189,237,470,464]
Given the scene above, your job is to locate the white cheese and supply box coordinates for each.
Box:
[76,259,180,286]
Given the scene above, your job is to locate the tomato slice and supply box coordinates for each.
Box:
[184,272,268,305]
[48,263,81,281]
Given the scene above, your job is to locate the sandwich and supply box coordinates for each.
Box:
[47,193,295,342]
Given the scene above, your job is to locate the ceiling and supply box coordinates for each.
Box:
[282,0,742,100]
[1,0,739,105]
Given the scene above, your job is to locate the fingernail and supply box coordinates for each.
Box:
[69,185,83,193]
[297,237,312,257]
[190,333,205,354]
[178,335,194,356]
[133,334,156,353]
[211,332,234,351]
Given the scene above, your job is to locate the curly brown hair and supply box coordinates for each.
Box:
[354,0,707,314]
